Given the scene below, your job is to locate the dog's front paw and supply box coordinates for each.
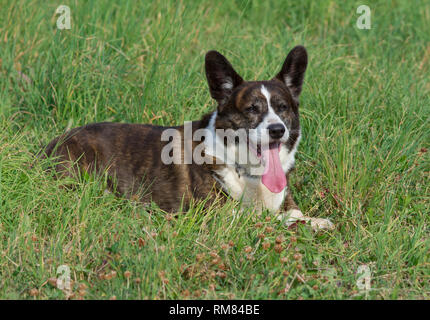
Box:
[309,217,334,231]
[277,209,305,227]
[277,209,334,231]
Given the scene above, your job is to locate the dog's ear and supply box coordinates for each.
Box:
[275,45,308,100]
[205,50,243,107]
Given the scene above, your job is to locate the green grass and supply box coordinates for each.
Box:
[0,0,429,299]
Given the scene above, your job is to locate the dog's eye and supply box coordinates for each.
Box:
[279,103,288,109]
[246,105,259,113]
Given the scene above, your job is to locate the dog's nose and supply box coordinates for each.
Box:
[268,123,285,139]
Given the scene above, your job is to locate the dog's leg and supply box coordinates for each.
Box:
[277,180,334,231]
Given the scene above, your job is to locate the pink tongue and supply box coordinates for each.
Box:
[261,146,286,193]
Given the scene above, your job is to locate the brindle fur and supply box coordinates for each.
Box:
[42,117,227,212]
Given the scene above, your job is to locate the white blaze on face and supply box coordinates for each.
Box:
[249,85,288,145]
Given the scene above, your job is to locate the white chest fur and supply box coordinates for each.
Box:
[213,143,298,213]
[216,167,286,212]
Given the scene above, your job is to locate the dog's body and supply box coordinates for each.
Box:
[43,46,333,230]
[43,119,219,212]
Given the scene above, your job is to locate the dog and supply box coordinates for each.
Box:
[42,46,333,231]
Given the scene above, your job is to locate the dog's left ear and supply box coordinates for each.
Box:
[275,45,308,101]
[205,50,243,107]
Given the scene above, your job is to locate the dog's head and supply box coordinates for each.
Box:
[205,46,308,193]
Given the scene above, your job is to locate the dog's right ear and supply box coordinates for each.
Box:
[275,45,308,101]
[205,51,243,107]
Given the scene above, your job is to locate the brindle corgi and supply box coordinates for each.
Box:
[42,46,333,230]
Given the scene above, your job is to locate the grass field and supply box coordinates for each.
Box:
[0,0,429,299]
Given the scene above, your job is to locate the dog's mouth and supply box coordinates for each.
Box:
[248,140,286,193]
[253,141,281,158]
